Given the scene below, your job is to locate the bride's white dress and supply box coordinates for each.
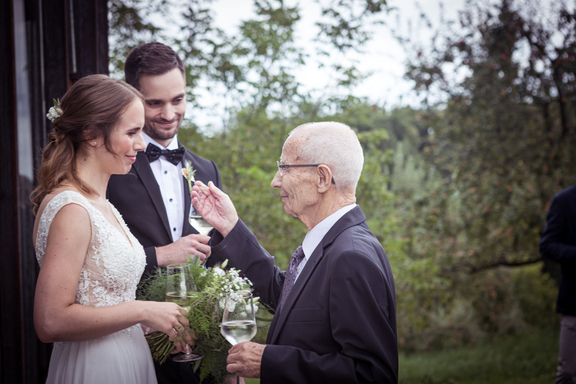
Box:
[35,191,157,384]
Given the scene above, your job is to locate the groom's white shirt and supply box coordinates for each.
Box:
[142,132,184,242]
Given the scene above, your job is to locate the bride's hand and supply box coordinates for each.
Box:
[191,181,238,237]
[139,301,190,342]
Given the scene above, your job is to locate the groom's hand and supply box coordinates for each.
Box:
[156,234,211,267]
[226,341,265,379]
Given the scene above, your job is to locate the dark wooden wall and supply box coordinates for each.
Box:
[1,1,108,383]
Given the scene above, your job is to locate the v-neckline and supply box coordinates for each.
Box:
[99,203,135,249]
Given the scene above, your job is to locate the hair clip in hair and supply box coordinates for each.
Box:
[46,98,63,122]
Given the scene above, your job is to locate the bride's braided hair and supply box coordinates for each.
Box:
[31,74,143,214]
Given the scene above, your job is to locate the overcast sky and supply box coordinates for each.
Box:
[176,0,563,130]
[213,0,467,104]
[178,0,467,129]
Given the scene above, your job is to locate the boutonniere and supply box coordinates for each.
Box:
[181,161,196,194]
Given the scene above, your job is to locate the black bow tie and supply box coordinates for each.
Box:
[145,143,185,165]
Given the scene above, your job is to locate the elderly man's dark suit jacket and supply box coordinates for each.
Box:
[107,145,223,275]
[541,184,576,315]
[211,205,398,384]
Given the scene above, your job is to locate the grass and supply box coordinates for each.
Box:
[242,328,559,384]
[399,328,559,384]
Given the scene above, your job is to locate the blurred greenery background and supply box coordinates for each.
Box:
[110,0,575,381]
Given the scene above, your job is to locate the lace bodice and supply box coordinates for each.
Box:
[35,191,146,307]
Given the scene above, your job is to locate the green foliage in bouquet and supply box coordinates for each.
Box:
[137,257,262,384]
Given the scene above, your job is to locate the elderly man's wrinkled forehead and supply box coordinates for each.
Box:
[282,128,310,160]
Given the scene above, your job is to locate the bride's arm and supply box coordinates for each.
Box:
[34,203,187,343]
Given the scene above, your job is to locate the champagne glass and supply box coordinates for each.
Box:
[189,205,214,235]
[165,264,203,363]
[220,291,257,384]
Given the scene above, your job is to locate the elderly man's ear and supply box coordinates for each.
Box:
[317,165,334,192]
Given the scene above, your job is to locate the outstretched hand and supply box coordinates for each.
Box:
[191,181,238,237]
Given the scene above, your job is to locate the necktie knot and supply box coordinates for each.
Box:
[291,245,305,265]
[145,143,185,165]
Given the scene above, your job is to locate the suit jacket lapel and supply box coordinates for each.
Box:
[268,245,326,344]
[132,152,172,239]
[267,206,367,344]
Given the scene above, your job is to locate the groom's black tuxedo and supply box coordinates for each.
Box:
[211,206,398,383]
[107,144,223,275]
[107,144,222,384]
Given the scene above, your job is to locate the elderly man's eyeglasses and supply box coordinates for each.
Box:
[276,161,320,176]
[276,161,336,184]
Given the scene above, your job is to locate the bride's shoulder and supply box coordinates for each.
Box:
[33,188,92,244]
[36,188,91,220]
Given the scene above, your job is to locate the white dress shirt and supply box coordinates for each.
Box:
[295,203,357,283]
[142,132,185,242]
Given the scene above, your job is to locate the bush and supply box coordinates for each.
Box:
[512,264,560,330]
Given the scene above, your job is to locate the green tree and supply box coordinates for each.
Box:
[376,0,576,346]
[403,0,576,273]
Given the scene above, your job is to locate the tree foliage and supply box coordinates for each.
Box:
[382,0,573,348]
[403,0,576,273]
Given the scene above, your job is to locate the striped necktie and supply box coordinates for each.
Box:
[279,245,305,310]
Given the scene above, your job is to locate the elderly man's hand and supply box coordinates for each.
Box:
[226,341,265,379]
[191,181,239,237]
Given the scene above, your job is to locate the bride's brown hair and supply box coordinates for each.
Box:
[31,74,144,214]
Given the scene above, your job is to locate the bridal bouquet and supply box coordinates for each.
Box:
[137,257,265,383]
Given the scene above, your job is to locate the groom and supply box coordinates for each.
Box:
[193,122,398,383]
[107,42,223,384]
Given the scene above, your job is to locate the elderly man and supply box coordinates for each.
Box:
[193,122,398,383]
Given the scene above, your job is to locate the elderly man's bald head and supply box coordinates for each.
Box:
[284,122,364,194]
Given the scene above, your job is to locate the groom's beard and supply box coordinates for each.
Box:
[144,115,183,143]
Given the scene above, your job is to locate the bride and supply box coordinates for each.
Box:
[32,74,190,384]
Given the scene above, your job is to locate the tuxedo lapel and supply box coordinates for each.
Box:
[132,152,172,239]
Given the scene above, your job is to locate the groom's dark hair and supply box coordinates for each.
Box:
[124,42,185,91]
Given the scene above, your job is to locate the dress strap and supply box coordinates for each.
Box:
[35,191,94,266]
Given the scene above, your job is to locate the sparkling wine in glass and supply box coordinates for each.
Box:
[189,206,213,235]
[221,291,256,384]
[165,264,203,363]
[220,291,257,345]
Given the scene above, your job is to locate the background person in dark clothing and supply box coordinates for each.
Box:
[541,184,576,384]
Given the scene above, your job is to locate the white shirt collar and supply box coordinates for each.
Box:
[301,203,357,261]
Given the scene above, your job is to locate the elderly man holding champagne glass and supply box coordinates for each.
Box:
[192,121,398,384]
